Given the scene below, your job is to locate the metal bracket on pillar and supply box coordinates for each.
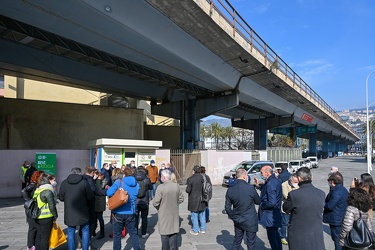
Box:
[151,101,183,119]
[195,91,239,118]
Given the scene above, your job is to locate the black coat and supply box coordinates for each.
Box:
[225,179,260,232]
[135,171,153,206]
[186,173,207,212]
[59,174,94,227]
[283,181,326,250]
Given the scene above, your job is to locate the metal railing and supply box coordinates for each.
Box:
[203,0,357,138]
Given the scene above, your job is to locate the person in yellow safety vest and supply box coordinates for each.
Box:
[33,174,58,250]
[20,160,30,190]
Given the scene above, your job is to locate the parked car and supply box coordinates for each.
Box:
[275,161,289,170]
[307,156,319,168]
[288,160,306,173]
[304,158,312,169]
[222,160,275,186]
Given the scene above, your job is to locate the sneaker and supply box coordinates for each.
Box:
[77,241,82,249]
[141,233,149,238]
[206,219,210,223]
[189,230,199,236]
[281,238,288,245]
[199,230,206,234]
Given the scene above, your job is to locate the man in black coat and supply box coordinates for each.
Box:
[283,167,325,250]
[59,167,94,250]
[186,165,207,235]
[225,168,260,250]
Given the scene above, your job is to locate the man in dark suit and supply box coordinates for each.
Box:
[255,165,283,250]
[225,168,260,250]
[283,167,326,250]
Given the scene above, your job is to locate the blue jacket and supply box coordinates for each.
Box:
[225,179,261,232]
[258,174,282,227]
[323,183,348,226]
[278,170,291,183]
[107,176,139,215]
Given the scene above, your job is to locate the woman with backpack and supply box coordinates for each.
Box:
[33,173,58,250]
[22,170,45,250]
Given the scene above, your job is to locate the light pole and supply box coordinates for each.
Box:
[366,69,375,173]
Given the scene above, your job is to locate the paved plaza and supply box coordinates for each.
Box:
[0,156,371,249]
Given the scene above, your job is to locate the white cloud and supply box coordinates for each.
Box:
[293,60,333,75]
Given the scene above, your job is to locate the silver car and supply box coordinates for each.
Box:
[222,160,275,186]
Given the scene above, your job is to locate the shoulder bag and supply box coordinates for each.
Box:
[108,179,129,210]
[344,212,374,249]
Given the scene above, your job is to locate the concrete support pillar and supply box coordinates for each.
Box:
[329,140,336,156]
[16,77,24,99]
[254,119,268,150]
[309,133,317,156]
[322,137,329,159]
[180,99,198,149]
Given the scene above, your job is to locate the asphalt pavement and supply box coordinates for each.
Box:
[0,156,370,250]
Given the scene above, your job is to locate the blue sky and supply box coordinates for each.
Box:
[225,0,375,111]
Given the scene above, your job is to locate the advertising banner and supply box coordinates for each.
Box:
[36,152,57,175]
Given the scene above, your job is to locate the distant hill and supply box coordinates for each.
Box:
[201,118,231,127]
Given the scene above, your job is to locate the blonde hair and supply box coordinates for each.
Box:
[112,168,122,177]
[171,173,177,183]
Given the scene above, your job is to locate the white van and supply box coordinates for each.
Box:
[288,160,306,173]
[307,156,319,168]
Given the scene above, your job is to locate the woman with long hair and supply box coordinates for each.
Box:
[339,188,373,249]
[351,173,375,219]
[22,170,45,250]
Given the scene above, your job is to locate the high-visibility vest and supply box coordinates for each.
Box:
[21,166,28,177]
[33,188,54,219]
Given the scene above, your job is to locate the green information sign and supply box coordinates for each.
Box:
[36,152,57,175]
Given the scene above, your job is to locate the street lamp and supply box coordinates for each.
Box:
[366,69,375,173]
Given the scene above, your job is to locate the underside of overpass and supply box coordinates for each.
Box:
[0,0,359,151]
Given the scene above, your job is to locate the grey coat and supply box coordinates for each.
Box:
[283,181,326,250]
[339,206,373,247]
[153,181,184,235]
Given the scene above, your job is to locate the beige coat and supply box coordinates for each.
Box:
[153,180,184,235]
[281,180,298,213]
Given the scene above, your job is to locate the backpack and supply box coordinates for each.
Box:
[201,174,212,202]
[137,179,147,199]
[24,198,40,219]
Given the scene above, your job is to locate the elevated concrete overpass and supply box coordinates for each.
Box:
[0,0,359,152]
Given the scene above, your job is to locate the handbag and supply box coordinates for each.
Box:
[345,213,374,249]
[49,221,67,249]
[108,180,129,210]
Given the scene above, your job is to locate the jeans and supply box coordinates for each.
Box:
[94,212,105,235]
[233,225,256,250]
[266,227,282,250]
[67,223,90,250]
[191,210,206,233]
[35,217,53,250]
[330,225,342,250]
[149,183,157,199]
[279,213,289,239]
[112,213,140,250]
[136,203,149,235]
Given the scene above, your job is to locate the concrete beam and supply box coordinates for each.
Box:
[196,93,239,118]
[151,101,183,119]
[232,115,292,130]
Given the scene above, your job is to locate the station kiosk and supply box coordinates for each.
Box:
[88,138,163,170]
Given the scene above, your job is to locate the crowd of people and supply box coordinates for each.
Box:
[225,164,375,250]
[20,160,212,250]
[20,159,375,250]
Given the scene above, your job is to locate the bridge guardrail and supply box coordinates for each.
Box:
[201,0,357,138]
